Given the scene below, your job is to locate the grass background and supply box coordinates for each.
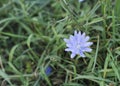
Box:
[0,0,120,86]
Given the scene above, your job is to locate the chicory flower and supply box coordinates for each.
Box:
[45,66,52,75]
[64,31,93,58]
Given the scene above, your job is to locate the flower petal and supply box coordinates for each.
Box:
[84,36,90,42]
[65,48,71,51]
[83,42,93,47]
[79,51,85,57]
[74,30,77,36]
[71,53,76,58]
[64,38,69,43]
[82,48,92,52]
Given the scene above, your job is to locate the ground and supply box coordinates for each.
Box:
[0,0,120,86]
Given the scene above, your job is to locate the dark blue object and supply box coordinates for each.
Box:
[45,66,52,75]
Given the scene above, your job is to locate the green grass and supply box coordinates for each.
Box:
[0,0,120,85]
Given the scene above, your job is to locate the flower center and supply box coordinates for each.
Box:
[76,44,81,49]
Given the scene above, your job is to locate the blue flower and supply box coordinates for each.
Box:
[64,31,93,58]
[78,0,84,2]
[45,66,52,75]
